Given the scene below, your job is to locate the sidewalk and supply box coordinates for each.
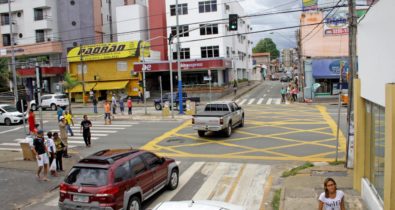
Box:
[280,163,366,210]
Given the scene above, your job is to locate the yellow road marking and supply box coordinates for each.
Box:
[225,164,246,202]
[317,105,347,151]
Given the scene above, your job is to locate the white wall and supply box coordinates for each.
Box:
[358,0,395,107]
[165,0,253,81]
[116,4,148,42]
[0,0,59,45]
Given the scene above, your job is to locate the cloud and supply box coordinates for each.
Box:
[240,0,302,50]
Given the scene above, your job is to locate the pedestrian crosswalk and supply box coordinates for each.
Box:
[0,122,138,152]
[43,161,271,210]
[235,97,291,105]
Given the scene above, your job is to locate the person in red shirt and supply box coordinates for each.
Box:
[127,97,132,115]
[28,109,37,134]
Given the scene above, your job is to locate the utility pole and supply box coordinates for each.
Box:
[80,44,86,105]
[8,0,18,104]
[346,0,358,167]
[296,29,304,100]
[108,0,113,42]
[169,35,175,118]
[175,0,183,114]
[35,63,43,130]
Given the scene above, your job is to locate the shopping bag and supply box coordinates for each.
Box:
[50,160,57,171]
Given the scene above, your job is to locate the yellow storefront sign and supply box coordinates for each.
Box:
[67,41,150,62]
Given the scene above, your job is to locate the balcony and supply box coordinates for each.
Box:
[32,16,53,30]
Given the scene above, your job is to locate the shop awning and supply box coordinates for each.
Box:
[68,83,96,93]
[94,81,129,91]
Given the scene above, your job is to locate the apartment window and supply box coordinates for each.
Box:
[173,48,190,60]
[199,24,218,35]
[34,8,44,21]
[201,46,219,58]
[0,0,9,4]
[35,30,45,43]
[199,0,217,13]
[171,25,189,37]
[1,13,9,25]
[2,34,10,46]
[170,3,188,16]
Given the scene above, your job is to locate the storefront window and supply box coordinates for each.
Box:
[366,100,385,201]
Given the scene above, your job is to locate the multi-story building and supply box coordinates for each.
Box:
[281,48,295,68]
[252,52,271,80]
[132,0,254,99]
[0,0,137,99]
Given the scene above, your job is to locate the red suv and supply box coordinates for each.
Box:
[58,149,179,210]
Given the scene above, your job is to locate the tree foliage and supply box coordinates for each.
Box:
[0,58,9,89]
[62,72,80,90]
[253,38,280,58]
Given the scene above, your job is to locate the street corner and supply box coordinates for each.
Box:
[140,104,347,162]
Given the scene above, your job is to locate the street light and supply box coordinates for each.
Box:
[141,36,175,118]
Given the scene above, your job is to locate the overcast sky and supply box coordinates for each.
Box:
[240,0,302,50]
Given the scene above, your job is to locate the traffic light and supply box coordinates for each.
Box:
[229,14,238,31]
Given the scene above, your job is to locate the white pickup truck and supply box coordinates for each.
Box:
[192,101,244,137]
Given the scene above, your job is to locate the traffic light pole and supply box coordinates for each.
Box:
[8,0,18,104]
[35,63,43,130]
[175,0,183,114]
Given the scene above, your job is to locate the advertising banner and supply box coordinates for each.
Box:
[302,0,318,10]
[67,41,150,62]
[324,8,349,35]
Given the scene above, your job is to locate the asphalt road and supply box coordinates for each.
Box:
[0,79,350,210]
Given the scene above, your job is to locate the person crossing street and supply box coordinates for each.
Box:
[64,111,74,136]
[104,101,112,125]
[80,115,92,147]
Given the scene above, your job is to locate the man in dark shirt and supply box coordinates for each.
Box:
[80,115,92,147]
[32,130,49,181]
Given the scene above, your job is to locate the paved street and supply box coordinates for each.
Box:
[0,80,350,210]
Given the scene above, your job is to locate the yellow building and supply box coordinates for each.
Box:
[67,41,149,102]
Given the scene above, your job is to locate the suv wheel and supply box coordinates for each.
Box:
[51,104,56,111]
[155,103,162,110]
[127,196,141,210]
[239,116,244,127]
[168,168,179,190]
[224,124,232,137]
[4,118,11,126]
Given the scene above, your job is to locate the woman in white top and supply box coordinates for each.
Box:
[318,178,345,210]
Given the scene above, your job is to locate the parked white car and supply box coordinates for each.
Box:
[0,104,26,126]
[30,93,69,111]
[151,200,246,210]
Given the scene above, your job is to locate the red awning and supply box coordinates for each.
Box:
[17,67,66,77]
[134,58,232,72]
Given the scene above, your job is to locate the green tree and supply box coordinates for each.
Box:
[253,38,280,58]
[0,58,9,90]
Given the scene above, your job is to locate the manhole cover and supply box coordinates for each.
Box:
[311,170,348,176]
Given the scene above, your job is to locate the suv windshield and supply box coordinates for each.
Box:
[55,95,67,99]
[65,167,108,187]
[2,106,18,112]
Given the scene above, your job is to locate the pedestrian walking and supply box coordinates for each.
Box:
[286,84,291,101]
[127,97,133,115]
[58,116,70,158]
[119,98,125,114]
[57,106,64,121]
[80,115,92,147]
[92,97,98,114]
[291,87,298,102]
[318,178,345,210]
[45,132,58,177]
[111,94,117,114]
[104,101,112,125]
[233,80,238,95]
[138,90,143,104]
[31,130,49,181]
[28,109,37,134]
[53,132,64,172]
[64,111,74,136]
[280,87,286,103]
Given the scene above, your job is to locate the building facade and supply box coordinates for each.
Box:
[353,0,395,209]
[252,52,270,80]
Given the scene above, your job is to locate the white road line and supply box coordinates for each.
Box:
[263,94,267,97]
[49,130,117,133]
[193,162,228,200]
[266,98,273,104]
[0,143,20,146]
[247,98,255,105]
[0,127,22,134]
[45,197,58,207]
[0,147,22,152]
[257,98,264,105]
[67,141,86,144]
[70,126,127,130]
[68,136,99,140]
[235,99,241,103]
[210,163,244,201]
[238,99,247,106]
[70,133,108,137]
[148,162,205,208]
